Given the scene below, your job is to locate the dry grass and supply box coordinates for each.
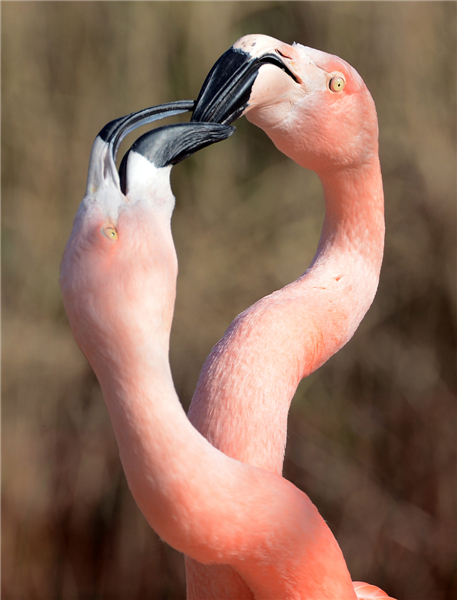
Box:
[2,2,456,599]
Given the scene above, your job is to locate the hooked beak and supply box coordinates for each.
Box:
[99,100,196,170]
[119,122,234,194]
[86,100,195,195]
[191,46,298,125]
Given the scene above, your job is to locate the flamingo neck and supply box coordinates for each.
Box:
[318,158,385,274]
[61,191,359,600]
[83,301,356,600]
[185,157,383,598]
[188,156,384,475]
[300,157,385,373]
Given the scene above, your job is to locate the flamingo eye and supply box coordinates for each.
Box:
[329,76,345,92]
[102,225,118,241]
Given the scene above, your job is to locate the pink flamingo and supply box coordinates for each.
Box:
[186,34,391,598]
[60,36,395,600]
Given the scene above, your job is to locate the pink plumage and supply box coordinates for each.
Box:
[353,581,396,599]
[188,35,392,599]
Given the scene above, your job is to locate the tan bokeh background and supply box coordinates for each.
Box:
[2,2,456,599]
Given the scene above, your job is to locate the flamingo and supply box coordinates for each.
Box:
[185,34,390,598]
[59,37,395,600]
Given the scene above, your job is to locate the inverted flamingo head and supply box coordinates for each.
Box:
[60,106,233,367]
[192,34,379,175]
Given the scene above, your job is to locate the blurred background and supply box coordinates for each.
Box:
[2,2,456,599]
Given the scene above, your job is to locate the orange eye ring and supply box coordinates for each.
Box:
[329,76,345,93]
[102,225,118,241]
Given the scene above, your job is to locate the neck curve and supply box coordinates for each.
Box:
[189,155,384,474]
[61,195,357,600]
[186,156,383,599]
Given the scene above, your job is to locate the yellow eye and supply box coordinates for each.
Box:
[329,76,345,92]
[102,225,118,241]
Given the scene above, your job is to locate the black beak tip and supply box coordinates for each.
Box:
[119,122,235,193]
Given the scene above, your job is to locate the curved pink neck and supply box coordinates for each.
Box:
[61,206,357,599]
[189,157,384,475]
[186,157,383,598]
[86,306,356,600]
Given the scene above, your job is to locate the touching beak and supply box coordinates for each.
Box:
[100,100,196,167]
[119,122,234,194]
[191,46,298,125]
[86,100,195,195]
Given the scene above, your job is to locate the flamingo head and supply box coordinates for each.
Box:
[192,34,379,174]
[60,105,233,367]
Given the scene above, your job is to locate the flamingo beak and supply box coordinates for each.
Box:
[119,122,234,194]
[98,100,196,164]
[86,100,195,195]
[191,47,298,125]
